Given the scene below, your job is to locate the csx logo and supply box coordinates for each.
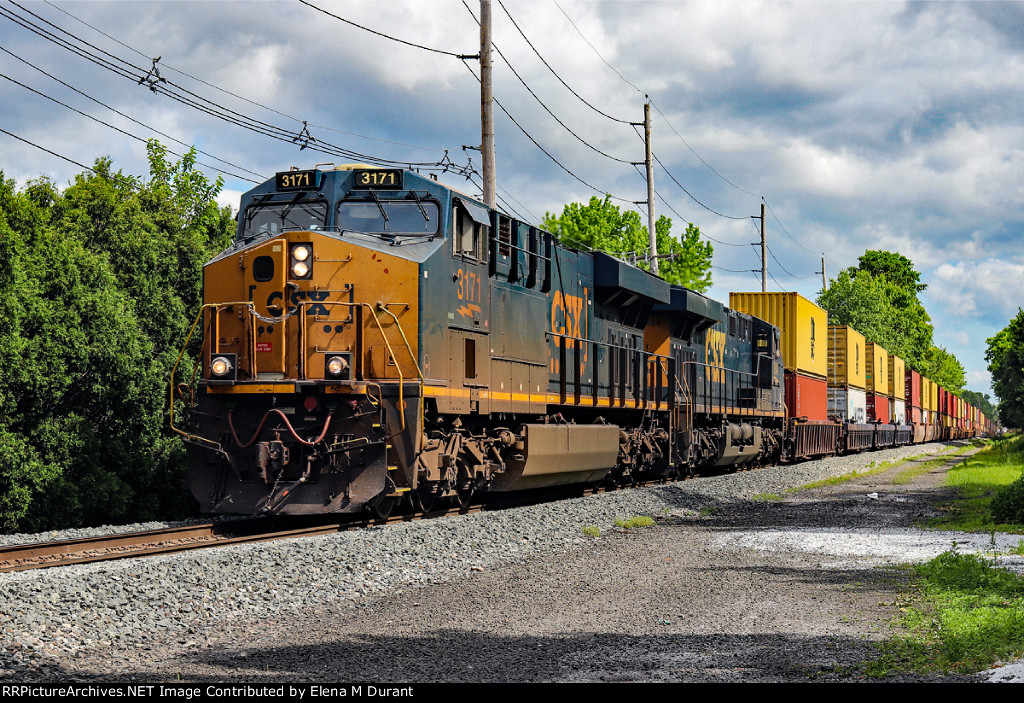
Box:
[550,289,589,338]
[550,289,589,375]
[706,328,726,383]
[265,289,331,316]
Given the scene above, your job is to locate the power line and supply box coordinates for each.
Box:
[551,0,643,95]
[0,123,142,190]
[42,0,451,155]
[648,99,760,199]
[0,68,260,183]
[460,58,634,205]
[496,0,632,125]
[0,44,264,181]
[298,0,477,59]
[0,2,469,172]
[461,0,633,165]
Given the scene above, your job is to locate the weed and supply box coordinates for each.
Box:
[752,492,783,501]
[581,525,600,538]
[613,515,654,530]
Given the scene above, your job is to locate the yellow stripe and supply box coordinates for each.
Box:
[207,383,296,394]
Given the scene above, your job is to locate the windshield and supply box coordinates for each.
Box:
[242,200,328,239]
[336,200,439,236]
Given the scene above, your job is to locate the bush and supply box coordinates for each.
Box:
[992,475,1024,525]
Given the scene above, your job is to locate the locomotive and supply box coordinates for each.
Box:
[172,164,988,517]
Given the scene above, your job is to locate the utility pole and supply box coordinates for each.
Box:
[480,0,496,208]
[760,200,766,292]
[644,101,657,274]
[820,254,827,291]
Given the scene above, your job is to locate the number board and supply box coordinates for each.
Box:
[275,170,322,191]
[353,169,404,190]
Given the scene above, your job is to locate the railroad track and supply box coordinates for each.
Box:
[0,507,475,574]
[0,460,822,574]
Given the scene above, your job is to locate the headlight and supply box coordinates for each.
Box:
[325,353,351,379]
[211,356,233,377]
[290,244,313,279]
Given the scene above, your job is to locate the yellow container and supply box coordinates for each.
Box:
[729,292,827,379]
[922,378,936,412]
[827,325,866,389]
[887,354,905,400]
[865,342,888,395]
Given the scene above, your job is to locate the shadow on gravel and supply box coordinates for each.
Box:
[76,629,973,684]
[647,482,954,531]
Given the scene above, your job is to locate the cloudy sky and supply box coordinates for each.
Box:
[1,0,1021,399]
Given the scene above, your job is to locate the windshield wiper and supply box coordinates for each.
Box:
[368,190,389,225]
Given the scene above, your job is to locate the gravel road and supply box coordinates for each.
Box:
[1,441,1019,683]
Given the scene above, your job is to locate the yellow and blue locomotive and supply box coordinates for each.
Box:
[175,165,786,516]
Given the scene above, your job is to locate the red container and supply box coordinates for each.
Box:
[867,392,889,423]
[905,369,921,409]
[785,370,828,421]
[911,405,922,424]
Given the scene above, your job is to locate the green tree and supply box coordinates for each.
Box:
[0,142,234,531]
[987,310,1024,429]
[817,267,932,368]
[817,249,966,387]
[542,195,713,292]
[854,250,927,296]
[921,345,966,394]
[961,389,997,420]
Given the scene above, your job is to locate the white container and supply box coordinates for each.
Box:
[828,386,867,424]
[892,399,906,425]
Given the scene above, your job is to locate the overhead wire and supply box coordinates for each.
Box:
[496,0,632,125]
[460,58,635,205]
[298,0,477,59]
[461,0,634,167]
[0,44,264,181]
[0,68,260,183]
[0,124,142,190]
[551,0,643,96]
[0,1,469,172]
[43,0,451,155]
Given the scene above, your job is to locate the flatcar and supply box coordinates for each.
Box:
[171,164,989,517]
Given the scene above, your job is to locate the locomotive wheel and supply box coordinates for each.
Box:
[454,481,476,508]
[410,483,436,513]
[369,495,396,519]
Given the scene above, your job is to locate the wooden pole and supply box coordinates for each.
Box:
[644,101,657,274]
[480,0,496,208]
[760,200,766,292]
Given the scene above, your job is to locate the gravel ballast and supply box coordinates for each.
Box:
[0,441,1017,682]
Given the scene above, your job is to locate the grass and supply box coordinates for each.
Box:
[581,525,600,537]
[613,515,655,530]
[865,433,1024,677]
[928,435,1024,533]
[868,547,1024,677]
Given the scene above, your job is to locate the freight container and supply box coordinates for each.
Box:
[827,325,867,389]
[828,386,867,423]
[910,404,922,424]
[905,369,921,409]
[867,392,889,422]
[729,292,827,379]
[865,342,888,394]
[784,370,828,421]
[893,398,906,425]
[922,378,936,412]
[888,354,905,400]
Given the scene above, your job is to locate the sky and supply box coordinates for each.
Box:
[1,0,1022,400]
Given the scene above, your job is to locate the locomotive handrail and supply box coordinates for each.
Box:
[297,300,422,438]
[169,301,257,450]
[547,331,674,409]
